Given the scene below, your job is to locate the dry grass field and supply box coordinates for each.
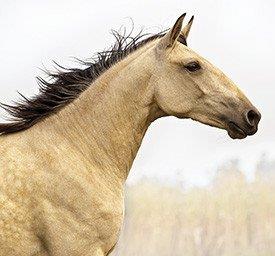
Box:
[112,160,275,256]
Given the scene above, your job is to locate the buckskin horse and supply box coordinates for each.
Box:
[0,14,260,255]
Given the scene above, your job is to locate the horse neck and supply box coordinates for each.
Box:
[37,42,163,183]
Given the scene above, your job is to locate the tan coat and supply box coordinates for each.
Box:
[0,14,260,255]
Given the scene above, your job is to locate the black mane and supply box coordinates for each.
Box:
[0,28,186,135]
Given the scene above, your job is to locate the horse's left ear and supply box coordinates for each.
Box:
[181,15,194,40]
[157,14,186,51]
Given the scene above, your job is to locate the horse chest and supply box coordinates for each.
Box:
[36,173,125,255]
[90,188,124,247]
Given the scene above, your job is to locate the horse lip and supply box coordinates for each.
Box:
[227,121,247,139]
[246,126,258,136]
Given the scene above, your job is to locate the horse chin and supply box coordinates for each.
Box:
[227,130,247,140]
[227,122,247,140]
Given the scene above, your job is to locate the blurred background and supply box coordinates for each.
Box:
[0,1,274,255]
[113,160,275,255]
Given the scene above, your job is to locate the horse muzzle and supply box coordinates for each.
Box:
[226,107,261,139]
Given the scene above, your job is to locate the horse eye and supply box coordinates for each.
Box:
[184,61,201,72]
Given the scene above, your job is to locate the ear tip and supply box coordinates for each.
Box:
[189,15,194,23]
[179,13,187,20]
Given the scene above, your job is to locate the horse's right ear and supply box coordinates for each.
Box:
[157,14,186,53]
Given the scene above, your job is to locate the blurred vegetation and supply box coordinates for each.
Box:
[112,158,275,256]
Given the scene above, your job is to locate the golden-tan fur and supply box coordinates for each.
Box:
[0,15,260,255]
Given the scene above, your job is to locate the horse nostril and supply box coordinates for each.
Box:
[245,109,261,126]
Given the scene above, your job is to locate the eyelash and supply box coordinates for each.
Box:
[184,61,201,72]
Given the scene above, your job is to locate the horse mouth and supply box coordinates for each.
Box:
[227,121,247,139]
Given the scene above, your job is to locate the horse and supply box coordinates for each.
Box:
[0,14,261,255]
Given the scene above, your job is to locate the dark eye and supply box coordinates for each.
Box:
[184,61,201,72]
